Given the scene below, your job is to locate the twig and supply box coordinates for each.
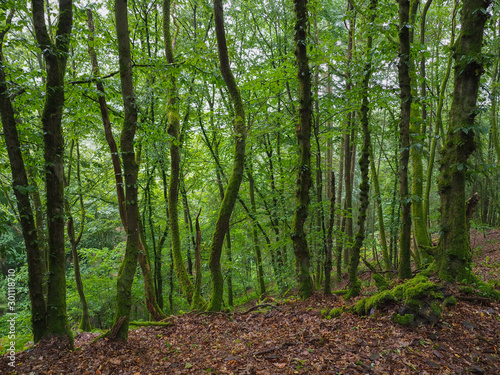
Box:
[253,342,298,357]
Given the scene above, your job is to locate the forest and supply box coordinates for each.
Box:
[0,0,500,373]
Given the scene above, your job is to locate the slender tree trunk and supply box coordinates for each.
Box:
[162,0,198,307]
[248,159,266,297]
[369,147,392,270]
[65,141,91,331]
[112,0,141,341]
[208,0,247,311]
[397,0,413,279]
[324,171,335,295]
[291,0,314,299]
[32,0,73,346]
[0,12,47,342]
[192,209,204,308]
[342,1,356,267]
[345,0,376,299]
[437,0,491,281]
[87,8,165,320]
[410,0,433,263]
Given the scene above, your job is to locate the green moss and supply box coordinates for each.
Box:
[354,299,366,315]
[393,313,414,325]
[476,281,500,300]
[430,302,442,320]
[372,273,389,291]
[344,279,362,300]
[328,307,344,318]
[362,290,396,315]
[443,295,457,307]
[392,275,440,301]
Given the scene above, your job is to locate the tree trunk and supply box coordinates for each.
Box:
[87,8,165,321]
[291,0,313,299]
[410,0,432,263]
[345,0,376,299]
[0,13,47,342]
[248,159,266,297]
[112,0,141,341]
[163,0,197,307]
[65,141,91,332]
[32,0,73,346]
[324,171,335,295]
[437,0,491,281]
[397,0,413,279]
[208,0,247,311]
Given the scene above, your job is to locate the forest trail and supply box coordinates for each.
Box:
[1,229,499,375]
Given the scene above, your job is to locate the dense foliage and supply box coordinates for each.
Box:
[0,0,499,348]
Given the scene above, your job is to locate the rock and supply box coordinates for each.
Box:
[468,365,484,374]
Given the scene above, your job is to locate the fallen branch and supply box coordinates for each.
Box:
[253,342,298,357]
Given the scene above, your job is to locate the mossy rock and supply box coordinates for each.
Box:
[372,273,389,291]
[328,307,344,319]
[392,275,441,301]
[443,295,457,307]
[392,313,414,325]
[361,290,396,315]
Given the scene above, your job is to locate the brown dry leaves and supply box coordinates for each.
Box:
[1,230,499,374]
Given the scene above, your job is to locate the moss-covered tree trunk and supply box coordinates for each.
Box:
[437,0,492,281]
[291,0,314,299]
[424,1,457,225]
[0,13,47,343]
[397,0,413,279]
[86,9,165,321]
[324,171,335,295]
[410,0,432,263]
[32,0,73,346]
[345,0,376,300]
[369,147,392,271]
[208,0,247,311]
[162,0,197,307]
[112,0,141,341]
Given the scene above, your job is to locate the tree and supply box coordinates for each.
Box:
[32,0,73,346]
[345,0,377,299]
[397,0,413,279]
[163,0,198,308]
[0,9,47,343]
[291,0,314,299]
[111,0,141,341]
[207,0,247,311]
[437,0,492,281]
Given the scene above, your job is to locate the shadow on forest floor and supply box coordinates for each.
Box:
[1,229,499,374]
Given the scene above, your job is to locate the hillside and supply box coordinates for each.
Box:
[1,229,499,375]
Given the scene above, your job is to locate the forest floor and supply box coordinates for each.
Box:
[1,229,500,375]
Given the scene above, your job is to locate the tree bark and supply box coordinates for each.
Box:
[65,141,91,331]
[32,0,73,345]
[291,0,313,299]
[163,0,197,308]
[86,8,165,320]
[208,0,247,311]
[248,158,266,297]
[397,0,413,279]
[0,12,47,343]
[345,0,376,299]
[437,0,492,281]
[112,0,141,341]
